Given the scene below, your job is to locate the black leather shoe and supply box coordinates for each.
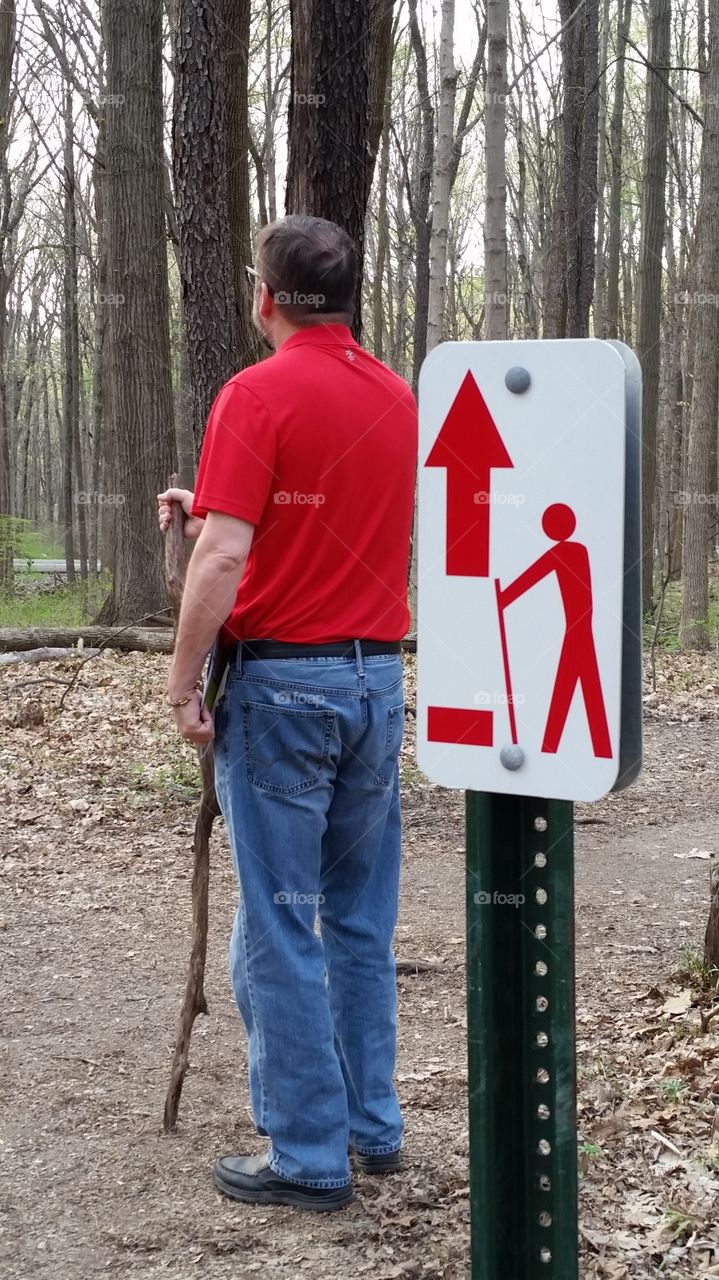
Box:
[213,1153,354,1212]
[350,1147,402,1173]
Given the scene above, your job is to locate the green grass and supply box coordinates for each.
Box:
[658,1079,687,1103]
[675,946,719,994]
[646,576,719,650]
[1,516,65,561]
[127,755,200,804]
[578,1141,602,1159]
[0,577,111,627]
[14,523,65,560]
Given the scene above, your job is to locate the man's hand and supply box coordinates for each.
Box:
[157,488,205,541]
[172,690,215,747]
[167,511,254,746]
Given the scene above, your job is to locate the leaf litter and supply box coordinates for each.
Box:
[1,648,719,1277]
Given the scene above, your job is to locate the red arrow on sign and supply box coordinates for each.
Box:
[425,371,514,577]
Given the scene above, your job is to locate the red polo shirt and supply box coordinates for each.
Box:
[192,324,418,644]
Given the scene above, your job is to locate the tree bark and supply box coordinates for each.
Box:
[224,0,263,370]
[636,0,671,610]
[679,4,719,648]
[605,0,632,339]
[407,0,433,388]
[426,0,457,352]
[372,82,392,361]
[100,0,176,622]
[286,0,371,336]
[558,0,600,338]
[0,0,16,590]
[173,0,243,451]
[593,0,610,336]
[63,83,87,585]
[484,0,508,340]
[0,626,174,653]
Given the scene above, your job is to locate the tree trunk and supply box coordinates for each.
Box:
[372,85,391,362]
[368,0,396,179]
[0,625,174,653]
[637,0,671,611]
[0,0,16,591]
[173,0,243,451]
[100,0,176,622]
[679,5,719,649]
[286,0,371,336]
[605,0,632,339]
[558,0,600,337]
[224,0,263,370]
[407,0,433,388]
[593,0,610,336]
[484,0,508,340]
[63,84,88,585]
[426,0,457,352]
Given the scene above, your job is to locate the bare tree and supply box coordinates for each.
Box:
[636,0,672,609]
[484,0,508,340]
[558,0,600,337]
[679,4,719,649]
[0,0,16,588]
[99,0,175,622]
[426,0,457,352]
[605,0,632,339]
[173,0,244,457]
[286,0,372,333]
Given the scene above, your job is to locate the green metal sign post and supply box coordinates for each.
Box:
[466,793,577,1278]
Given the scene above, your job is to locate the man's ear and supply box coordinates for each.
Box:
[258,281,274,320]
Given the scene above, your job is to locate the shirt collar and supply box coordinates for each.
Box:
[279,323,358,353]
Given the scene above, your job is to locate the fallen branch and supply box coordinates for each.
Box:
[0,647,100,666]
[396,958,448,974]
[163,476,219,1132]
[0,625,174,654]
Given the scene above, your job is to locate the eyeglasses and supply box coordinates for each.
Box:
[245,265,274,296]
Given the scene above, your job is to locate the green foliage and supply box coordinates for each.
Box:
[664,1208,696,1241]
[0,575,111,627]
[646,578,719,651]
[675,946,719,994]
[658,1079,687,1103]
[127,754,200,804]
[578,1141,602,1158]
[0,515,65,561]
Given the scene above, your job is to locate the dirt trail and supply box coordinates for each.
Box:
[1,653,718,1278]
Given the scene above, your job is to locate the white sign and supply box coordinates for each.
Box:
[416,339,628,803]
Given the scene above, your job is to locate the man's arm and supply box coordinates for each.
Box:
[168,511,255,745]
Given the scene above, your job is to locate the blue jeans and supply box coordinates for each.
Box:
[213,643,405,1189]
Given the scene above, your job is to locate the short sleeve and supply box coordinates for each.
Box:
[192,380,276,524]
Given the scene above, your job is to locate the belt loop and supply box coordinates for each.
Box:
[235,642,244,677]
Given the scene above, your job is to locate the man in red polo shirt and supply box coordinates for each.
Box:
[158,216,417,1210]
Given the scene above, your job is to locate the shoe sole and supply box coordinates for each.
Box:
[352,1152,402,1174]
[213,1168,354,1212]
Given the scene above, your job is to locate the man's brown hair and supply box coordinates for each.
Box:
[255,215,357,326]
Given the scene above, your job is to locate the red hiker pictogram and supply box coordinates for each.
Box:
[495,503,612,759]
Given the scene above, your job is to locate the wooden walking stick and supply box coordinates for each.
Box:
[163,477,221,1131]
